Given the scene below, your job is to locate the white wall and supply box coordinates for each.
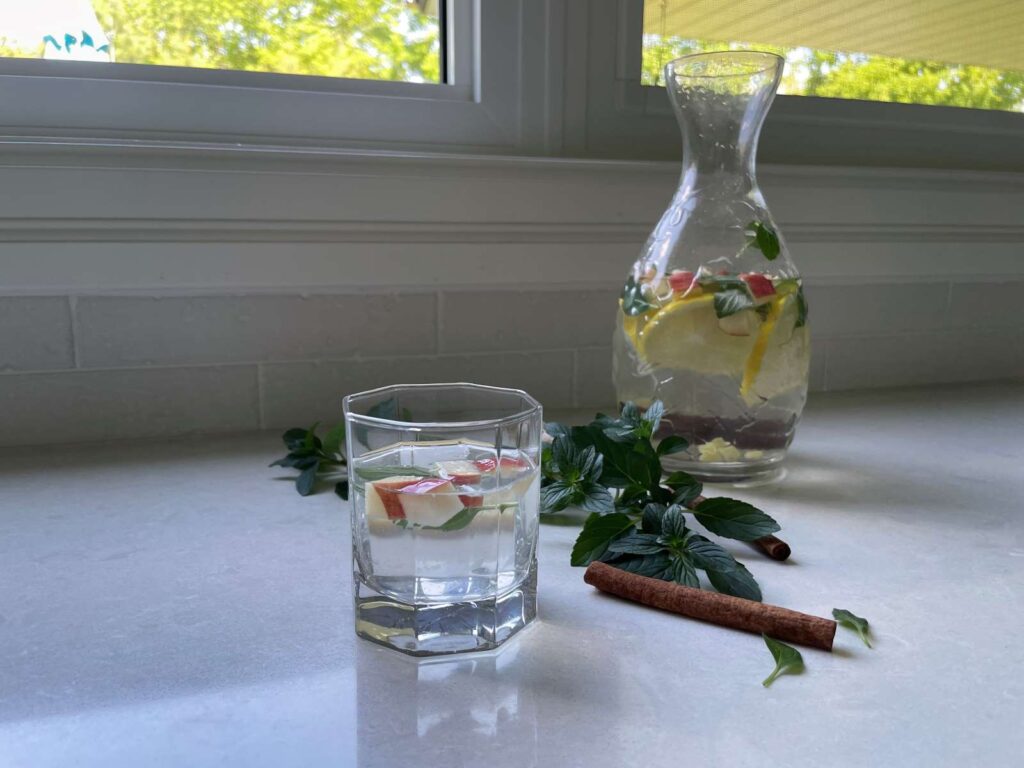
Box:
[1,143,1022,446]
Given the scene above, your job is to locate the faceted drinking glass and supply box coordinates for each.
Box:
[344,383,542,656]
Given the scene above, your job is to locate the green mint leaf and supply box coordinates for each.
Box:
[296,461,320,496]
[606,532,665,555]
[571,512,635,567]
[714,288,755,318]
[435,507,483,532]
[699,274,747,291]
[602,424,638,443]
[541,445,555,480]
[577,446,604,482]
[762,635,804,687]
[753,221,781,261]
[579,482,615,514]
[619,483,652,509]
[693,497,780,541]
[621,274,656,316]
[541,480,577,512]
[664,470,703,506]
[322,423,346,460]
[613,553,673,578]
[833,608,872,648]
[303,423,322,452]
[641,502,666,534]
[707,562,763,602]
[656,435,689,457]
[550,435,580,478]
[585,427,658,489]
[795,286,809,328]
[334,481,349,500]
[269,453,317,469]
[620,401,642,425]
[642,400,665,430]
[671,554,700,587]
[660,504,688,539]
[282,427,310,453]
[544,421,571,441]
[684,533,738,573]
[353,465,435,482]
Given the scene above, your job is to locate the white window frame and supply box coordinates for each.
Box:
[562,0,1024,171]
[0,0,559,155]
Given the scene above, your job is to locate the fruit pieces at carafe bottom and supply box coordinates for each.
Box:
[618,268,808,403]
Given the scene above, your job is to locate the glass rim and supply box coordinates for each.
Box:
[665,50,784,79]
[342,382,542,430]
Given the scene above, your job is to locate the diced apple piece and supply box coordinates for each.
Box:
[433,459,482,485]
[367,476,462,526]
[740,273,776,305]
[668,270,701,296]
[473,456,531,474]
[718,309,759,337]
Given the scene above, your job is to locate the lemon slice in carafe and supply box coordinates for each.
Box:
[634,295,757,376]
[740,295,809,403]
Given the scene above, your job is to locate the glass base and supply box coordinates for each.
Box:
[662,452,787,485]
[354,561,537,657]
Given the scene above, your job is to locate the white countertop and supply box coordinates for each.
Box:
[2,384,1023,767]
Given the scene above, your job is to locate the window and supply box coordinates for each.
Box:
[1,1,442,83]
[565,1,1024,170]
[0,2,553,154]
[641,0,1024,113]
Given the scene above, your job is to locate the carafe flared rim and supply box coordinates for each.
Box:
[665,50,784,81]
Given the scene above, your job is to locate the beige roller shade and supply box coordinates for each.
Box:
[644,0,1024,72]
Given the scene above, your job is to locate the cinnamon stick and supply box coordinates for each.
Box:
[584,561,836,650]
[749,534,791,561]
[689,495,791,561]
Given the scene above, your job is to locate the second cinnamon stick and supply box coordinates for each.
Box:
[584,560,836,650]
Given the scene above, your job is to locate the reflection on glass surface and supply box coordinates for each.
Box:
[356,642,539,767]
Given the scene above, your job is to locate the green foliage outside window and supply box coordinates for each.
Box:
[1,1,440,83]
[642,36,1024,113]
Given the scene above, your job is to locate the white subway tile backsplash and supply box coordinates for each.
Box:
[0,297,74,372]
[0,366,259,446]
[75,293,436,368]
[826,328,1024,391]
[440,288,618,353]
[948,281,1023,328]
[806,282,949,337]
[809,336,827,392]
[574,348,615,409]
[261,351,575,428]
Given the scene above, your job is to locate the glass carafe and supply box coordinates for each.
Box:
[612,51,809,483]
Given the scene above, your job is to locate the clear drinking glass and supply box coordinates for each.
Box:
[343,383,542,656]
[612,51,809,483]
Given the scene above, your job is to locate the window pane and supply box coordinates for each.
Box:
[641,1,1024,113]
[1,1,442,83]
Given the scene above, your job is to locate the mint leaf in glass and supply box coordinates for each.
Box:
[714,288,756,318]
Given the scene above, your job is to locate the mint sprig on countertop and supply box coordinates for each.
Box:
[270,422,348,498]
[542,399,780,601]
